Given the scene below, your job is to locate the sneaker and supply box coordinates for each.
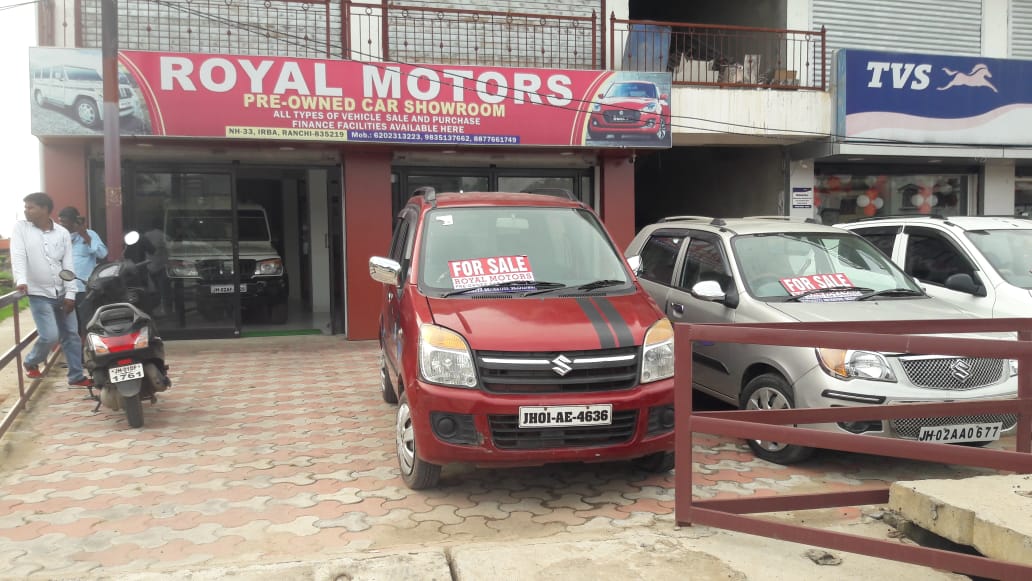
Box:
[68,377,93,388]
[24,365,42,379]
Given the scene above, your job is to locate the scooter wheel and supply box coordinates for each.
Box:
[122,394,144,428]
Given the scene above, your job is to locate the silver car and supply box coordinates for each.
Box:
[626,216,1018,464]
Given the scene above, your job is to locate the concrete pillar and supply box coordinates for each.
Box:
[982,0,1009,58]
[788,158,816,221]
[599,155,635,251]
[983,159,1016,215]
[343,150,392,341]
[41,142,89,215]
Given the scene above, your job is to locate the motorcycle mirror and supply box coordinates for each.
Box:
[59,269,77,282]
[124,231,141,246]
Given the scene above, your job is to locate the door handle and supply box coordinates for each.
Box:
[387,291,394,301]
[670,302,685,316]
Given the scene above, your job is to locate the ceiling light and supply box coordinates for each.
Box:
[279,146,296,151]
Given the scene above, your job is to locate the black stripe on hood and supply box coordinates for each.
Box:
[576,297,616,349]
[593,297,635,348]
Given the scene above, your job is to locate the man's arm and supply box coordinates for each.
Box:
[88,229,108,260]
[10,222,28,292]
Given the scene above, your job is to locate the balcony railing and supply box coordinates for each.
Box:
[610,16,827,91]
[70,1,826,90]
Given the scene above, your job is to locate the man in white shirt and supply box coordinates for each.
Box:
[11,192,91,387]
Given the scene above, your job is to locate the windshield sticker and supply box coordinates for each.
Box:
[779,273,863,302]
[435,215,454,226]
[449,256,535,289]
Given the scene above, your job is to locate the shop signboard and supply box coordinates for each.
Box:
[836,49,1032,146]
[29,47,672,149]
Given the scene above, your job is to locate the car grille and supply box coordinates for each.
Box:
[899,356,1005,390]
[476,347,639,394]
[196,259,256,282]
[119,87,132,99]
[892,414,1018,439]
[489,410,638,449]
[604,110,640,123]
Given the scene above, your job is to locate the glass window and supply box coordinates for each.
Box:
[816,174,968,224]
[498,176,576,198]
[638,232,685,285]
[849,225,899,258]
[678,235,731,291]
[966,228,1032,289]
[408,175,488,195]
[903,227,976,286]
[1016,178,1032,216]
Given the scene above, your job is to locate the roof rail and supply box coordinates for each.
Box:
[657,215,713,223]
[743,215,819,224]
[520,188,578,201]
[853,213,946,222]
[412,186,436,207]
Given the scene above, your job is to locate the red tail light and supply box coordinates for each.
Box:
[98,331,143,353]
[116,358,134,366]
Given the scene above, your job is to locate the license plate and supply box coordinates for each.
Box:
[917,422,1003,444]
[518,404,612,428]
[210,284,246,294]
[109,363,144,383]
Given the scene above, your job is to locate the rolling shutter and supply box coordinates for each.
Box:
[1014,0,1032,59]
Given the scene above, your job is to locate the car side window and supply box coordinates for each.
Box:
[903,227,975,286]
[388,212,415,283]
[850,225,899,259]
[638,230,686,285]
[678,234,731,291]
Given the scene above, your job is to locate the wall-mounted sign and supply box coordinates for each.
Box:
[30,48,672,149]
[837,49,1032,146]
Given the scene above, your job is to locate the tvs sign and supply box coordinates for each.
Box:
[29,47,672,149]
[837,49,1032,146]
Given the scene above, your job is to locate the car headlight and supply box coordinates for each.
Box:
[816,348,897,382]
[167,259,197,277]
[641,318,674,383]
[591,103,601,112]
[254,258,283,276]
[419,324,477,388]
[643,102,659,113]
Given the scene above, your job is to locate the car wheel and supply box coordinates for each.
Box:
[379,347,398,404]
[741,373,815,464]
[655,117,668,140]
[75,97,101,128]
[396,392,441,489]
[34,90,45,107]
[633,451,674,473]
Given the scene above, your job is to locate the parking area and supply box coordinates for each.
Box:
[0,336,1000,578]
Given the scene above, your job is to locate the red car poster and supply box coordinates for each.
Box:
[30,48,672,148]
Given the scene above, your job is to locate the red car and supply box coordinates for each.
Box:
[369,190,675,489]
[588,80,670,141]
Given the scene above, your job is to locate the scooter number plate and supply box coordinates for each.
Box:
[109,363,144,383]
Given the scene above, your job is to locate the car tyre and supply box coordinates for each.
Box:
[633,451,674,473]
[379,347,398,404]
[34,90,46,107]
[396,392,441,489]
[656,117,668,141]
[75,97,101,128]
[741,373,815,464]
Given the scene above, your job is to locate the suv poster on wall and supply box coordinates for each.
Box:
[29,48,672,149]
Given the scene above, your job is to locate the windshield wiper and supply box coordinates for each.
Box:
[522,279,626,297]
[442,281,564,297]
[857,288,926,301]
[783,286,872,302]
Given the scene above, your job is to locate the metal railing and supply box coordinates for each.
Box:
[343,1,600,69]
[0,292,60,440]
[674,318,1032,579]
[611,16,826,90]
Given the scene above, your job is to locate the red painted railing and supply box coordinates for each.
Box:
[674,318,1032,579]
[0,292,60,440]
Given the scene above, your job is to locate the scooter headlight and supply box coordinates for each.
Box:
[641,318,674,383]
[817,348,897,382]
[419,324,477,388]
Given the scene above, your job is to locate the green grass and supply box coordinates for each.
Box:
[0,298,30,324]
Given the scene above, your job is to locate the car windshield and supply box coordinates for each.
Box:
[605,82,657,99]
[419,206,631,293]
[732,232,921,301]
[65,67,102,82]
[965,228,1032,289]
[167,209,270,242]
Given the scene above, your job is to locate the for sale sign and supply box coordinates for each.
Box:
[779,273,863,302]
[448,256,535,289]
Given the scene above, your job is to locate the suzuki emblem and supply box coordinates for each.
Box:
[551,354,573,376]
[949,359,973,383]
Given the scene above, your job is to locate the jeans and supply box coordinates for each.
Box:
[25,295,86,382]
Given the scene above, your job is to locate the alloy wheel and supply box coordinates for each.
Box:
[745,386,791,452]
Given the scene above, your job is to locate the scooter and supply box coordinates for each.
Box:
[60,231,171,428]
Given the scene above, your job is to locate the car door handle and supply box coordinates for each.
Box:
[387,291,394,301]
[670,302,685,316]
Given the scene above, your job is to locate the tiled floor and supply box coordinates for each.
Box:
[0,336,999,578]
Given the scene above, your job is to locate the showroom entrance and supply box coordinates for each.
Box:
[87,162,344,340]
[391,166,595,214]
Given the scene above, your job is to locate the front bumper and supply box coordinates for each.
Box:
[408,377,675,467]
[588,112,663,137]
[790,365,1019,440]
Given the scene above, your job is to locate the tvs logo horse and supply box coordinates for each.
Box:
[937,64,998,93]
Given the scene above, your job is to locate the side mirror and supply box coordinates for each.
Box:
[369,256,401,286]
[691,280,725,301]
[945,273,987,297]
[597,93,604,99]
[59,269,77,282]
[660,93,669,101]
[124,231,141,246]
[626,255,642,275]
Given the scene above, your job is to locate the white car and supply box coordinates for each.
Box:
[32,64,139,128]
[837,216,1032,318]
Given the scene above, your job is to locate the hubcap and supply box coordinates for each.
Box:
[396,402,416,475]
[746,386,791,452]
[78,102,97,125]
